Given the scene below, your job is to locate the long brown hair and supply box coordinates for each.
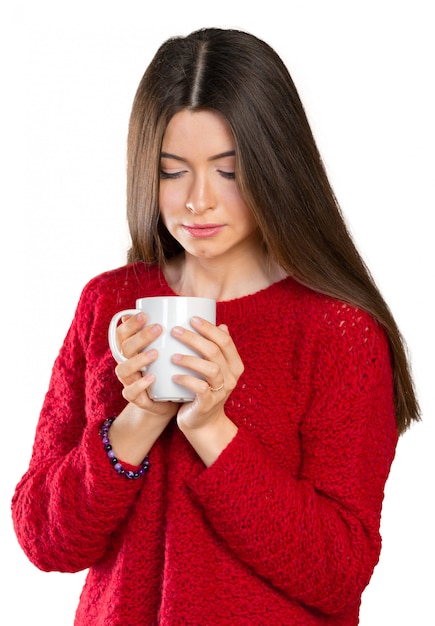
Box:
[126,27,420,434]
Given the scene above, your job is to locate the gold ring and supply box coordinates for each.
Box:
[209,383,224,392]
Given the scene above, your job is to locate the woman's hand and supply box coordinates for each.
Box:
[114,312,179,421]
[170,316,244,465]
[109,313,180,466]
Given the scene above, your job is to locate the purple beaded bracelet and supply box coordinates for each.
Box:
[99,418,150,479]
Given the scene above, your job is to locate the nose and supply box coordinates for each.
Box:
[185,175,215,215]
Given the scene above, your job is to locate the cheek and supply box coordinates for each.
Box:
[159,186,181,221]
[226,183,250,210]
[228,191,257,230]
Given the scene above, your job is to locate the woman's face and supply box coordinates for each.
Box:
[159,109,260,262]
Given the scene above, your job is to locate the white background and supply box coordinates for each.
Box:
[2,1,433,624]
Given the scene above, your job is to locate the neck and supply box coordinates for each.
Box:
[163,251,287,301]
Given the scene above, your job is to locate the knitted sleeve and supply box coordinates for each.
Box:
[11,276,145,573]
[187,301,398,615]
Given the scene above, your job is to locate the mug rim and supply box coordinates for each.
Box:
[135,296,216,304]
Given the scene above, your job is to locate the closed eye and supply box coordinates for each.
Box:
[160,170,185,180]
[218,170,236,180]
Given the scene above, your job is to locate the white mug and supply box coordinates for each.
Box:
[108,296,216,402]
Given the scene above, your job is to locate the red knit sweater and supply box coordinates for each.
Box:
[12,263,398,625]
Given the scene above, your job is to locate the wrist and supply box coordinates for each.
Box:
[100,418,150,479]
[179,414,238,467]
[109,403,173,465]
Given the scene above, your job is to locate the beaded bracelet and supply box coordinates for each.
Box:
[99,417,150,479]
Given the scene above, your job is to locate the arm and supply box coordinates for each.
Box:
[185,305,398,614]
[11,279,171,573]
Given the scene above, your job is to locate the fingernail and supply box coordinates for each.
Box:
[172,353,182,362]
[172,326,183,336]
[191,316,203,325]
[150,323,162,335]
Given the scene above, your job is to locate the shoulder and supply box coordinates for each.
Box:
[312,296,388,356]
[77,262,165,310]
[280,279,384,342]
[69,263,162,338]
[281,282,391,378]
[80,262,157,297]
[305,296,393,406]
[277,279,385,345]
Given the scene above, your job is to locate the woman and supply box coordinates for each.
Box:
[12,28,419,625]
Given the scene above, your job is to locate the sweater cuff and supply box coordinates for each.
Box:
[82,420,148,496]
[186,426,262,501]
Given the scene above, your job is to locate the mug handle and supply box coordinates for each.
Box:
[108,309,141,363]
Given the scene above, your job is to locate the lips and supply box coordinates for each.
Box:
[182,224,225,238]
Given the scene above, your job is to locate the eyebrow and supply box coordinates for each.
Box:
[160,150,236,162]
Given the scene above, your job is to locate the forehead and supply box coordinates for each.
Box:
[162,109,235,154]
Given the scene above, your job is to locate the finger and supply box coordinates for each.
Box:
[172,328,225,382]
[172,323,221,358]
[115,349,158,384]
[172,373,211,397]
[171,353,221,381]
[122,375,180,416]
[119,321,163,359]
[172,352,227,398]
[117,312,147,341]
[173,321,243,378]
[190,318,234,356]
[121,372,156,404]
